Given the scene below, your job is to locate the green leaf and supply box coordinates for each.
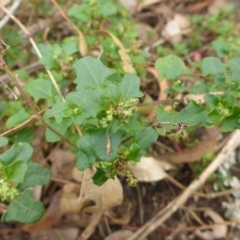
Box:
[0,101,6,120]
[157,106,177,122]
[17,162,51,191]
[67,4,89,21]
[90,129,123,161]
[68,91,104,119]
[134,127,158,149]
[25,79,55,101]
[207,109,221,124]
[201,57,225,84]
[227,58,240,82]
[6,109,30,129]
[211,39,230,58]
[177,101,207,126]
[62,41,78,56]
[220,106,240,132]
[4,161,27,183]
[76,135,97,170]
[155,55,190,81]
[118,74,143,100]
[9,128,35,143]
[45,118,72,142]
[0,143,33,166]
[204,94,219,110]
[99,1,118,17]
[44,97,65,124]
[76,151,92,171]
[0,136,8,147]
[156,106,178,135]
[92,168,108,186]
[1,189,45,223]
[74,56,116,90]
[126,143,141,161]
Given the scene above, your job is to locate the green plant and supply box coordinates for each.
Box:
[0,140,50,223]
[1,0,240,227]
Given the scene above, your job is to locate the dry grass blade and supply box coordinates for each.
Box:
[97,30,136,73]
[50,0,89,56]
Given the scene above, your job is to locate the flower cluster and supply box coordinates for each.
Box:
[0,181,19,202]
[99,98,139,127]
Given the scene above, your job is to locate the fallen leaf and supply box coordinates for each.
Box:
[160,139,217,164]
[50,148,76,180]
[208,0,227,14]
[119,0,138,14]
[77,168,123,213]
[105,230,133,240]
[72,166,84,183]
[137,0,164,12]
[60,183,80,213]
[174,14,191,30]
[161,14,191,43]
[194,210,227,240]
[132,156,175,182]
[161,19,182,43]
[30,227,79,240]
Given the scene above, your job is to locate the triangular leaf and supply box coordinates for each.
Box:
[220,106,240,132]
[134,127,158,149]
[74,56,115,90]
[0,143,33,166]
[118,74,143,100]
[177,101,208,126]
[227,58,240,82]
[201,57,225,84]
[17,162,51,191]
[4,160,28,183]
[155,55,190,81]
[1,189,45,223]
[0,136,8,147]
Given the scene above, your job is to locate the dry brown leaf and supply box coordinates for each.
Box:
[137,0,164,12]
[161,13,190,44]
[105,230,133,240]
[194,210,227,240]
[174,14,191,30]
[30,227,79,240]
[184,0,213,13]
[105,203,132,225]
[119,0,138,14]
[160,139,217,164]
[132,156,175,182]
[77,168,123,213]
[161,18,182,43]
[23,191,63,232]
[97,30,136,73]
[208,0,227,14]
[50,148,76,180]
[79,213,102,240]
[60,183,80,213]
[72,166,84,183]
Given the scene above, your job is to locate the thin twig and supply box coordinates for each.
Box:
[0,5,64,102]
[0,5,83,137]
[127,130,240,240]
[0,0,22,29]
